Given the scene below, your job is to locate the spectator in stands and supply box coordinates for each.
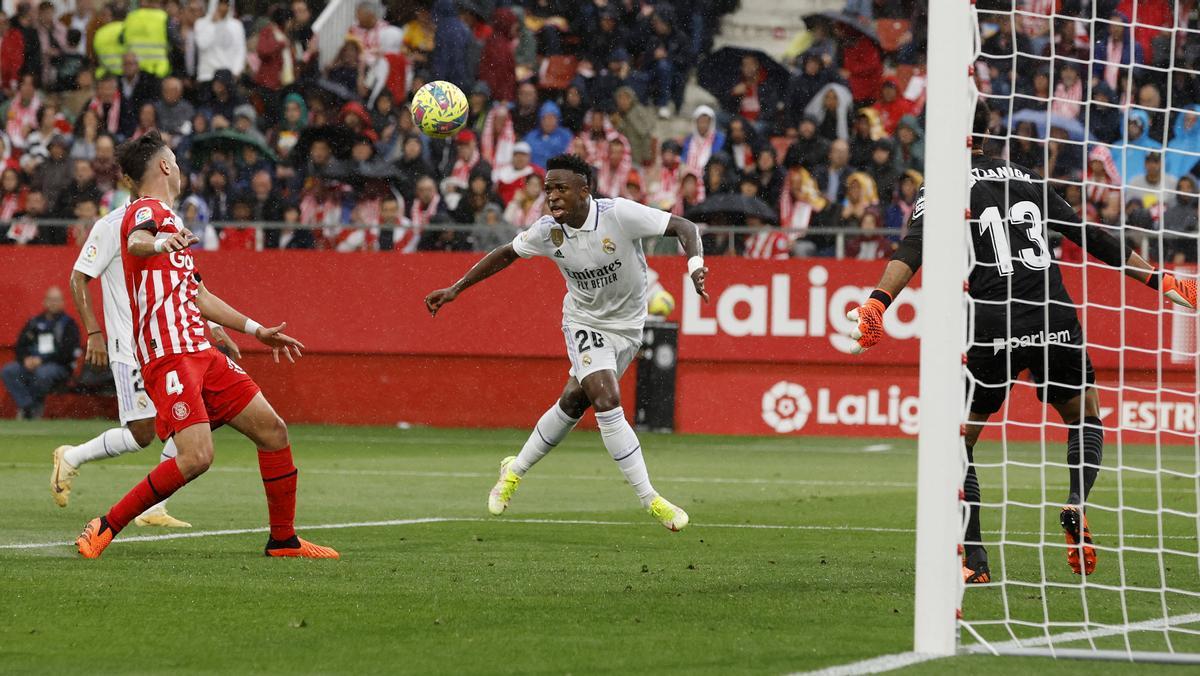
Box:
[682,105,724,177]
[1117,109,1157,182]
[1051,61,1085,121]
[349,0,389,67]
[512,82,541,138]
[20,102,67,169]
[1163,175,1199,263]
[720,53,779,134]
[839,171,879,231]
[786,52,836,132]
[590,47,642,112]
[816,138,851,204]
[493,141,537,205]
[156,77,195,139]
[596,135,633,198]
[646,139,687,212]
[31,135,72,208]
[444,130,490,186]
[2,286,78,420]
[469,203,515,252]
[0,167,27,220]
[1127,151,1177,209]
[524,101,572,169]
[640,5,688,119]
[872,78,915,135]
[702,152,735,196]
[557,82,587,135]
[193,0,244,87]
[0,11,26,93]
[1088,82,1122,144]
[478,7,518,103]
[807,82,852,142]
[886,169,922,234]
[125,0,171,77]
[583,6,628,68]
[90,134,119,191]
[724,117,757,175]
[749,147,785,206]
[612,86,654,166]
[83,75,131,140]
[120,53,161,115]
[866,139,899,202]
[204,69,241,125]
[53,158,101,217]
[503,171,545,226]
[430,0,473,87]
[255,4,297,128]
[844,208,891,260]
[784,115,829,170]
[848,109,881,169]
[1166,105,1200,178]
[3,74,42,149]
[204,164,233,221]
[1093,12,1142,91]
[892,114,923,172]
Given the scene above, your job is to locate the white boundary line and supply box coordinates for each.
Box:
[794,651,945,675]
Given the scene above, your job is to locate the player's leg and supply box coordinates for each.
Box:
[1041,339,1101,575]
[76,422,212,559]
[962,413,990,584]
[226,392,338,559]
[961,344,1014,583]
[488,378,590,515]
[131,417,191,528]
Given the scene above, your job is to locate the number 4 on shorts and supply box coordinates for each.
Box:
[165,370,184,395]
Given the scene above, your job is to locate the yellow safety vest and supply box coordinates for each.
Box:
[123,8,169,77]
[93,21,125,78]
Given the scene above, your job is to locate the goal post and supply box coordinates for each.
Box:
[914,0,1200,665]
[913,0,975,657]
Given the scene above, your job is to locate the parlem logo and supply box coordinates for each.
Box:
[762,381,813,433]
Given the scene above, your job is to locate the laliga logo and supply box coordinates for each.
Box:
[762,381,812,433]
[682,266,920,353]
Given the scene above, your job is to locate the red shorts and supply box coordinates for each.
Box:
[142,348,261,440]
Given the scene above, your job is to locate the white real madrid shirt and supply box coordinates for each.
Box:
[72,204,136,366]
[512,197,669,333]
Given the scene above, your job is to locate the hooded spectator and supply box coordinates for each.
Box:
[271,93,307,161]
[786,52,837,130]
[478,7,518,103]
[431,0,473,87]
[682,105,725,176]
[892,114,924,173]
[784,115,830,170]
[339,101,379,144]
[749,148,785,205]
[558,81,588,135]
[1087,81,1122,144]
[1117,108,1157,181]
[612,86,655,166]
[479,103,516,170]
[1166,105,1200,179]
[193,0,245,84]
[512,82,541,138]
[720,53,780,132]
[523,101,572,168]
[805,82,853,141]
[204,69,242,124]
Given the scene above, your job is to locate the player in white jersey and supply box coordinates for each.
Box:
[53,200,238,526]
[425,154,709,531]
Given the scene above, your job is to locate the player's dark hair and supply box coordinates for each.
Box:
[973,98,992,153]
[546,154,594,188]
[117,129,167,186]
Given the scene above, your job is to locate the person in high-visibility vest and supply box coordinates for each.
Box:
[92,8,126,79]
[123,0,170,78]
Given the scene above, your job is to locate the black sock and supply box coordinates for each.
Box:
[963,443,982,554]
[1067,416,1104,505]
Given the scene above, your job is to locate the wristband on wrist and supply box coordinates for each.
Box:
[208,321,221,330]
[869,289,894,309]
[1145,269,1163,291]
[687,256,705,275]
[153,238,166,253]
[243,318,262,335]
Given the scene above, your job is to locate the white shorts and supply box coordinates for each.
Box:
[562,322,642,382]
[112,360,156,424]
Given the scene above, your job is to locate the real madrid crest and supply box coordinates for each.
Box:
[551,228,565,247]
[602,238,616,254]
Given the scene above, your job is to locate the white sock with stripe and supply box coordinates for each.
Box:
[141,437,179,514]
[64,427,142,467]
[594,407,657,508]
[511,404,580,476]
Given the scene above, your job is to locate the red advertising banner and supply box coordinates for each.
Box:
[1,248,1194,441]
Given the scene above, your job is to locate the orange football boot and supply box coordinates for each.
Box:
[76,517,115,559]
[265,536,340,559]
[1060,505,1097,575]
[962,547,991,584]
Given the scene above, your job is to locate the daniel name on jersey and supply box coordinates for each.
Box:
[120,197,210,364]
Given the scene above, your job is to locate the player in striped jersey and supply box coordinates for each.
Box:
[54,196,240,526]
[75,131,338,559]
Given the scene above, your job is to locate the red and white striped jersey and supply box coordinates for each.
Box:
[121,197,211,365]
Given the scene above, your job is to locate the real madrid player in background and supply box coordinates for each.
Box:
[425,154,709,531]
[53,187,238,526]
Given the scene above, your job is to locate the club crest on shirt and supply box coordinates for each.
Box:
[135,207,153,224]
[582,354,592,366]
[172,402,190,420]
[551,228,565,247]
[136,393,150,410]
[602,238,616,255]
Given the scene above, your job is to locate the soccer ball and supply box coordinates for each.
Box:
[647,289,676,317]
[411,81,470,139]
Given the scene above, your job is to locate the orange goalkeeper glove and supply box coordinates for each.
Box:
[846,290,892,354]
[1161,273,1197,309]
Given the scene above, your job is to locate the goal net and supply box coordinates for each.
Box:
[925,0,1200,663]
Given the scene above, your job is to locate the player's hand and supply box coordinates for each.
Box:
[424,287,459,317]
[158,230,199,253]
[1162,273,1197,309]
[85,332,109,368]
[210,325,242,361]
[254,322,305,363]
[845,299,887,355]
[690,267,710,303]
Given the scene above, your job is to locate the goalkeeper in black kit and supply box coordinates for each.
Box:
[845,101,1197,582]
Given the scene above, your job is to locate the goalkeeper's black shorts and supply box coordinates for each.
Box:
[966,323,1096,416]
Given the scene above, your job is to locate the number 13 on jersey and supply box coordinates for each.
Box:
[978,200,1051,276]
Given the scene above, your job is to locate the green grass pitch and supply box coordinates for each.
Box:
[1,420,1196,674]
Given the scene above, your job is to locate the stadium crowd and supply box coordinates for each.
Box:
[19,0,1193,262]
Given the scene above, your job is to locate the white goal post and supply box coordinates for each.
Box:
[916,1,1200,665]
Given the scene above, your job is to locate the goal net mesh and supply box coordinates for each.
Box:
[960,0,1200,660]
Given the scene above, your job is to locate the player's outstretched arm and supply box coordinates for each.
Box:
[126,228,198,258]
[424,243,522,317]
[845,260,916,354]
[195,282,305,363]
[68,269,108,368]
[665,215,710,302]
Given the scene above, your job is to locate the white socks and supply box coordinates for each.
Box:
[65,427,141,466]
[511,404,580,476]
[595,407,657,508]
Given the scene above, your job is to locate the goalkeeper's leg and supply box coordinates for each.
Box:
[962,417,990,584]
[1051,388,1101,575]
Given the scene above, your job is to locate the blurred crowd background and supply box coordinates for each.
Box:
[0,0,1193,262]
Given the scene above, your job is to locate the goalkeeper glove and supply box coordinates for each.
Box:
[1161,272,1197,309]
[846,290,892,354]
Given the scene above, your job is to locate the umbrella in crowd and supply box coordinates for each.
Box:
[189,130,278,166]
[1008,109,1088,141]
[686,193,779,225]
[804,11,881,46]
[697,47,792,103]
